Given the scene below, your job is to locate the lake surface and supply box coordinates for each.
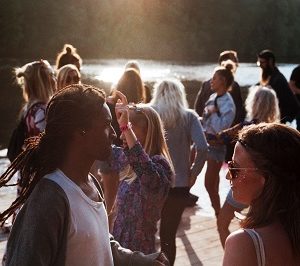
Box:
[1,59,298,216]
[82,59,298,87]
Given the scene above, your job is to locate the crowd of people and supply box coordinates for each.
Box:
[0,44,299,265]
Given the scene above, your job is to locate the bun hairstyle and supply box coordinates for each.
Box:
[221,59,237,74]
[214,65,234,89]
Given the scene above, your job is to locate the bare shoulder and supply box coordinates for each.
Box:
[223,229,257,266]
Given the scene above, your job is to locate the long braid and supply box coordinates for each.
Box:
[0,84,106,225]
[0,141,38,223]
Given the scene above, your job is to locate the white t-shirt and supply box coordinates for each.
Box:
[46,169,114,266]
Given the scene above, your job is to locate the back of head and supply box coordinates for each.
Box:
[57,64,81,91]
[64,44,75,54]
[56,44,82,71]
[221,59,237,74]
[246,85,280,123]
[15,60,56,103]
[257,49,276,64]
[151,79,188,128]
[116,68,146,103]
[124,60,140,74]
[238,123,300,256]
[218,50,239,65]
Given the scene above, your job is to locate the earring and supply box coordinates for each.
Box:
[81,130,86,136]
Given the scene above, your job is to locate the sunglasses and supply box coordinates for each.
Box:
[66,74,80,84]
[227,161,259,180]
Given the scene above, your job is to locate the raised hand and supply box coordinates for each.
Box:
[114,91,129,127]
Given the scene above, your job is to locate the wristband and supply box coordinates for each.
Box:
[119,122,132,132]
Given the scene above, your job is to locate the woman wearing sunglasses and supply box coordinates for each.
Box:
[223,123,300,266]
[102,91,174,254]
[56,64,81,91]
[215,85,280,247]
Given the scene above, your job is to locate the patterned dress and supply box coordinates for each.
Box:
[111,142,173,254]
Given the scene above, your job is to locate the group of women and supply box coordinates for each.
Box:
[2,47,300,266]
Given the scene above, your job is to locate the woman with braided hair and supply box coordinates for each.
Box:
[0,84,169,266]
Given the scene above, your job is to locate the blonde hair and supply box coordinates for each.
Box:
[151,79,188,129]
[57,64,81,91]
[120,104,174,185]
[15,60,56,103]
[246,85,280,123]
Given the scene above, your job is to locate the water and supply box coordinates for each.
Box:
[82,59,297,87]
[1,60,298,216]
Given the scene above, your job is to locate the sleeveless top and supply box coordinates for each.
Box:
[244,229,266,266]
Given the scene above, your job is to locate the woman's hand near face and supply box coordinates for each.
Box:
[114,90,138,149]
[114,90,129,127]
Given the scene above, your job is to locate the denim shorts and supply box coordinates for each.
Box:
[207,145,226,162]
[226,189,248,210]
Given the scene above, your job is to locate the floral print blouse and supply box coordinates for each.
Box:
[110,142,173,254]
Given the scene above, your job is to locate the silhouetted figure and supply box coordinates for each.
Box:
[257,49,299,123]
[56,44,82,71]
[124,60,152,103]
[289,65,300,130]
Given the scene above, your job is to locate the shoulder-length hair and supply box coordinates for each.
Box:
[120,104,174,185]
[246,85,280,123]
[57,64,81,91]
[150,79,188,129]
[116,68,146,103]
[15,60,56,103]
[238,123,300,257]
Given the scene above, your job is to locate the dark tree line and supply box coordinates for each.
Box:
[1,0,300,62]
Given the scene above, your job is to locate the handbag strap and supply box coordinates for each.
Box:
[244,229,266,266]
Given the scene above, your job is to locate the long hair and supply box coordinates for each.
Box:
[151,79,189,129]
[15,60,56,103]
[246,85,280,123]
[238,123,300,257]
[116,68,146,103]
[0,84,106,223]
[120,104,174,185]
[57,64,81,91]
